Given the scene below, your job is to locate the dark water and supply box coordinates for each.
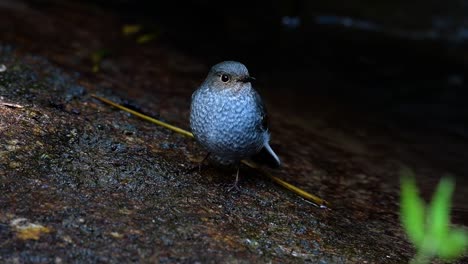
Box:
[74,0,468,115]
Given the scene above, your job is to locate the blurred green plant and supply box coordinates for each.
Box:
[122,24,142,36]
[90,49,111,73]
[400,168,467,264]
[136,33,157,44]
[121,24,161,44]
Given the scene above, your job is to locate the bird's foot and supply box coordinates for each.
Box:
[226,166,241,192]
[226,182,241,192]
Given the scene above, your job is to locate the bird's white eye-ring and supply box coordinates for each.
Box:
[221,74,230,83]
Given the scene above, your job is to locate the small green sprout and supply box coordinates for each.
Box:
[90,49,111,73]
[400,168,467,263]
[136,33,157,44]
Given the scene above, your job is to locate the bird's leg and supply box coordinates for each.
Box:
[186,152,211,174]
[227,165,241,192]
[198,152,211,172]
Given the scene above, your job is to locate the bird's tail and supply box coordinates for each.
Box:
[264,142,281,167]
[251,142,281,168]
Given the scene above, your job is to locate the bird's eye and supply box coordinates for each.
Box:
[221,74,230,83]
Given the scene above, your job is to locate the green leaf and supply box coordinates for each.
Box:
[427,177,454,243]
[400,168,426,248]
[437,228,468,260]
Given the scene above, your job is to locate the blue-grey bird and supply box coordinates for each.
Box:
[190,61,280,187]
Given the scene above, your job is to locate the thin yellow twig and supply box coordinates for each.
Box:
[0,102,24,108]
[241,160,328,208]
[91,94,329,208]
[90,95,193,138]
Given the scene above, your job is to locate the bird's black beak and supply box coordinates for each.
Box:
[240,76,256,83]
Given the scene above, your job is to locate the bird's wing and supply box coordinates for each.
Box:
[252,89,268,133]
[251,89,281,167]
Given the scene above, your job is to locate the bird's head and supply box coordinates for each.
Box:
[204,61,255,92]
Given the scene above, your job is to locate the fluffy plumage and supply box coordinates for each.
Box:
[190,61,280,167]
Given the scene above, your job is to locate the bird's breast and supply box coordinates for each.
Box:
[190,88,265,158]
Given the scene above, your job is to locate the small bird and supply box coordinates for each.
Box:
[190,61,280,187]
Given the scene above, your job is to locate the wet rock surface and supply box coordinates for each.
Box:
[0,1,467,263]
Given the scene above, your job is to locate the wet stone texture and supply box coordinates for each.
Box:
[0,2,467,264]
[0,47,404,263]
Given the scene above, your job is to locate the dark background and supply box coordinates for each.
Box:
[48,0,468,125]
